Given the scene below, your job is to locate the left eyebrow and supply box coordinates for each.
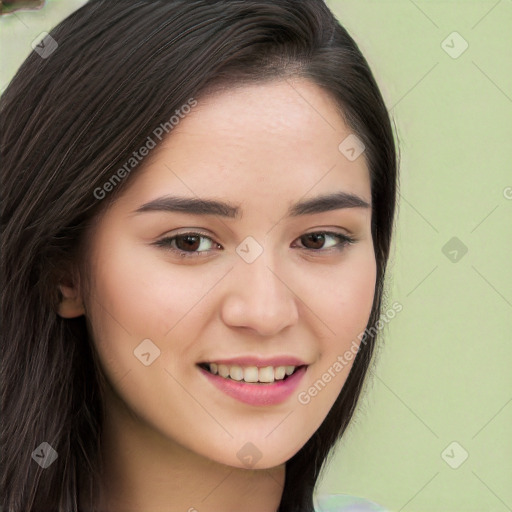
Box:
[132,191,371,219]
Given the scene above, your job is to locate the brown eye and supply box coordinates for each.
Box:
[301,233,327,250]
[296,231,355,252]
[174,234,202,252]
[154,232,220,259]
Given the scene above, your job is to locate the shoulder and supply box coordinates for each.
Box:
[314,493,390,512]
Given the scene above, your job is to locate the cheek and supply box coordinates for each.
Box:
[83,238,213,431]
[294,247,376,415]
[84,233,223,389]
[304,246,377,344]
[88,234,195,338]
[337,253,376,336]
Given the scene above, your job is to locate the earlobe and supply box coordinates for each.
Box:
[57,283,85,318]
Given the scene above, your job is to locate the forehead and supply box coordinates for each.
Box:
[116,78,371,212]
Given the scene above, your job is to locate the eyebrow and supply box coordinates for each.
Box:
[133,191,370,219]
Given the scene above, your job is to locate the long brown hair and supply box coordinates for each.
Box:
[0,1,399,510]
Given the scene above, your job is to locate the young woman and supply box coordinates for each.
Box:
[0,1,399,510]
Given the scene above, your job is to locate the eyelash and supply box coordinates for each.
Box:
[153,230,357,259]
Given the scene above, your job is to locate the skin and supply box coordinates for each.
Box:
[58,78,376,512]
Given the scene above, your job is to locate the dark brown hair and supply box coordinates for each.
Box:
[0,1,399,510]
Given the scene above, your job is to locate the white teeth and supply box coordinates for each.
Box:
[206,363,297,383]
[258,366,275,383]
[285,365,295,375]
[218,364,229,378]
[229,366,244,381]
[274,366,286,380]
[243,366,259,383]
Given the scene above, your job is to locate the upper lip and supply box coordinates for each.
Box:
[198,356,308,368]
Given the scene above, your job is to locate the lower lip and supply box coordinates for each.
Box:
[198,365,307,406]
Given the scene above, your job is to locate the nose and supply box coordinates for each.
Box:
[220,252,300,337]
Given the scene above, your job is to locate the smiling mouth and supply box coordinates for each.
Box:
[197,362,306,384]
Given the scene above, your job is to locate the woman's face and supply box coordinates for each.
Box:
[82,78,376,470]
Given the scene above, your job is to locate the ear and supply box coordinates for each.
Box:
[57,281,85,318]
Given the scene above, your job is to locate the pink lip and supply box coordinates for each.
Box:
[199,356,307,367]
[198,365,308,406]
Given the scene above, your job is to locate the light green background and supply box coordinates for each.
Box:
[1,2,511,511]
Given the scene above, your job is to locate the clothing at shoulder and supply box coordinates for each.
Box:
[314,493,390,512]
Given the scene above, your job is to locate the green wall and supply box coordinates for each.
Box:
[319,2,512,510]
